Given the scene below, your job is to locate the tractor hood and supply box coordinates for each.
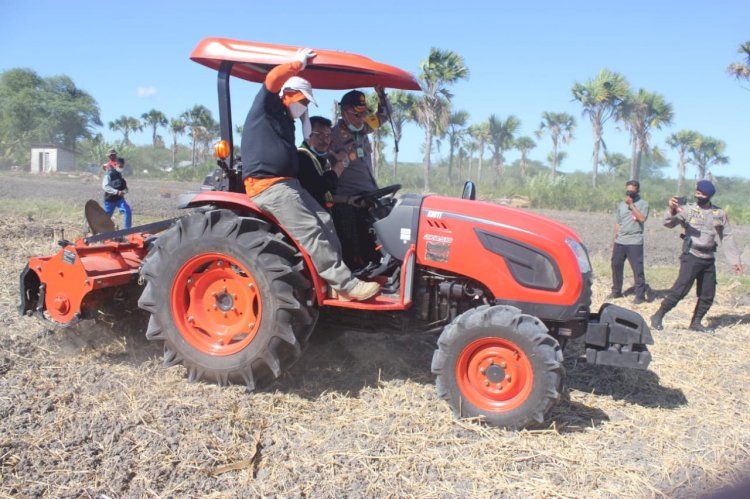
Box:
[191,38,421,90]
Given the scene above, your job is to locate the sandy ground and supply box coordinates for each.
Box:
[1,172,749,498]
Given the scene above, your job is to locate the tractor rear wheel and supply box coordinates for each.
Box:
[432,305,564,429]
[138,209,317,389]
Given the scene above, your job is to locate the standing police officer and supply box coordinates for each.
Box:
[650,180,744,332]
[609,180,649,304]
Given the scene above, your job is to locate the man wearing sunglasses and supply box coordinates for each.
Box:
[330,88,391,270]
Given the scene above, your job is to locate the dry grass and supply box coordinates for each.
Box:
[1,173,749,498]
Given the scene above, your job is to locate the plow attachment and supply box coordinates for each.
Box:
[19,218,177,327]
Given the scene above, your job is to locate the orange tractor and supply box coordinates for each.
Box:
[19,38,652,429]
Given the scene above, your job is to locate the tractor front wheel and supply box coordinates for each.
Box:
[138,209,317,389]
[432,305,564,429]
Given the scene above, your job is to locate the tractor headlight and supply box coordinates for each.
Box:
[566,238,591,274]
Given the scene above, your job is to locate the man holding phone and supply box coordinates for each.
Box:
[650,180,744,332]
[609,180,650,304]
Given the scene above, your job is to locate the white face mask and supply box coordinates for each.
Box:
[347,122,364,132]
[288,102,307,119]
[115,166,124,173]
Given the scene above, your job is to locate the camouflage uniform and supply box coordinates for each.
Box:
[652,201,742,330]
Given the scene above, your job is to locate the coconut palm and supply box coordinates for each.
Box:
[688,135,728,179]
[572,69,630,187]
[600,151,629,177]
[514,136,536,178]
[141,109,168,148]
[468,121,489,183]
[169,118,187,170]
[486,114,520,185]
[412,48,469,191]
[446,110,469,184]
[108,115,142,146]
[181,105,214,167]
[620,89,673,181]
[385,90,416,180]
[666,130,699,193]
[535,112,575,178]
[727,40,750,83]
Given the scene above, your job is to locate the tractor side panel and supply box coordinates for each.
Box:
[416,196,583,308]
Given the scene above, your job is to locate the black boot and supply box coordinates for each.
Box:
[689,314,714,333]
[650,310,665,331]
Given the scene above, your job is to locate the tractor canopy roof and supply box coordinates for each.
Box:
[190,37,421,91]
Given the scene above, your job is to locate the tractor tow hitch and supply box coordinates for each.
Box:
[584,303,653,370]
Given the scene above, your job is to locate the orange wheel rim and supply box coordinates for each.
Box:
[171,253,261,356]
[456,337,534,412]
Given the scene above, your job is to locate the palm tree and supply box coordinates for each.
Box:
[169,118,187,170]
[514,136,536,178]
[108,115,142,146]
[535,112,576,178]
[688,135,728,179]
[620,89,673,181]
[386,90,416,180]
[572,69,630,187]
[666,130,698,193]
[446,110,469,184]
[181,105,214,167]
[468,121,489,183]
[727,40,750,83]
[141,109,168,148]
[600,151,629,177]
[412,48,469,191]
[486,114,520,185]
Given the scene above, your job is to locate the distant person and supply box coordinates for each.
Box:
[297,116,347,211]
[102,157,132,229]
[330,88,390,270]
[609,180,650,304]
[102,148,118,171]
[239,48,379,302]
[650,180,744,332]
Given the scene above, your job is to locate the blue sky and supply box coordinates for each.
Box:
[2,0,749,179]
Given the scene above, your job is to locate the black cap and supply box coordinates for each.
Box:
[340,90,368,111]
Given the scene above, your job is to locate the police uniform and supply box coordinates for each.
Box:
[651,198,742,331]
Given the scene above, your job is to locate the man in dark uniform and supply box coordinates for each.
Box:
[297,116,347,211]
[240,48,380,302]
[330,88,390,270]
[650,180,744,332]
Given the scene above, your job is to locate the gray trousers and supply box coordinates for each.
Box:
[251,179,357,293]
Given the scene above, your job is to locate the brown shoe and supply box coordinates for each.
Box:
[342,279,381,301]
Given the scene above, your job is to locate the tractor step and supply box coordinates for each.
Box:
[584,303,653,370]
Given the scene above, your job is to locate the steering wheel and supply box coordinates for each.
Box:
[354,184,401,207]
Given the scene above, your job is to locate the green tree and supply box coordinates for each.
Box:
[468,121,489,183]
[0,68,101,166]
[141,109,168,148]
[535,111,575,178]
[727,40,750,84]
[169,118,187,171]
[109,115,142,147]
[413,48,469,191]
[446,110,469,184]
[486,114,520,185]
[181,105,215,167]
[600,151,629,177]
[666,129,698,193]
[688,135,728,179]
[382,90,416,180]
[514,136,536,178]
[620,89,673,181]
[572,69,630,187]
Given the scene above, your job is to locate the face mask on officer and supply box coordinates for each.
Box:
[695,196,711,206]
[626,191,638,199]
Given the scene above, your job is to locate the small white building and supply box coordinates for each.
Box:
[29,144,75,174]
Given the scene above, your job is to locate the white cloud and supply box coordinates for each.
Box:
[136,86,158,97]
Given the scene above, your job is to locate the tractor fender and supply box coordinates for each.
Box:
[175,190,327,302]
